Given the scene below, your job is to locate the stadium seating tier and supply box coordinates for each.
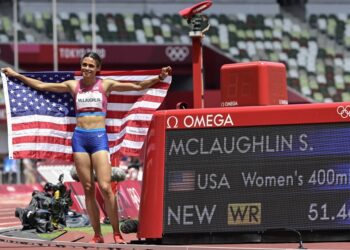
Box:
[2,9,350,103]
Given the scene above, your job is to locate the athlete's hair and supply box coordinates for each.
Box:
[81,51,102,68]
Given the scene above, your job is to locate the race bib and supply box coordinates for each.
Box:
[76,91,103,110]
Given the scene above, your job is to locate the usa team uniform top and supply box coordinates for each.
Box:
[73,78,108,117]
[72,78,109,154]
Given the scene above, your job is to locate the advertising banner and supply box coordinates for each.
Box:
[66,180,141,220]
[0,44,191,66]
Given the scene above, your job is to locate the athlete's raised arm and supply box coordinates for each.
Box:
[1,67,74,93]
[104,66,172,94]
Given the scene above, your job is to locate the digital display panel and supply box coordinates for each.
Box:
[163,123,350,234]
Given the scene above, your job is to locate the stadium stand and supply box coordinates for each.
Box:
[2,0,350,103]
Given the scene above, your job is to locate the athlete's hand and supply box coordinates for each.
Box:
[1,67,19,78]
[159,66,172,81]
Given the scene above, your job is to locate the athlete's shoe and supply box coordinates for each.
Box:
[89,234,104,244]
[113,233,126,244]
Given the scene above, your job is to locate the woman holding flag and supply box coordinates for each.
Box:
[1,52,172,244]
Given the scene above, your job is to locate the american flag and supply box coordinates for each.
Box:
[168,170,195,192]
[1,70,171,163]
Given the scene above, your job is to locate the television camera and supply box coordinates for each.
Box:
[15,174,73,233]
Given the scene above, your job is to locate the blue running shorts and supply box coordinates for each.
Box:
[72,127,109,154]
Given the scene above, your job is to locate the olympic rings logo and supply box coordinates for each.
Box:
[165,46,189,62]
[337,105,350,118]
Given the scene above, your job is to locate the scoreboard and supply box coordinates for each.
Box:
[137,102,350,241]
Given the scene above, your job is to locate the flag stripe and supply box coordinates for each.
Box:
[13,136,72,146]
[11,119,150,136]
[86,69,161,76]
[12,142,72,153]
[13,151,72,161]
[108,92,167,104]
[2,71,171,162]
[10,115,76,125]
[12,123,76,133]
[107,100,163,111]
[106,112,154,125]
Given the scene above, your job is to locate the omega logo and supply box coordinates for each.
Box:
[167,116,179,128]
[166,114,234,129]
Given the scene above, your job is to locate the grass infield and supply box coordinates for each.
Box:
[38,224,114,240]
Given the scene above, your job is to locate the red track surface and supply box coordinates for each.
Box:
[1,188,350,250]
[0,194,31,230]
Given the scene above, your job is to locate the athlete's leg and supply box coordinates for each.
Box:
[74,152,102,237]
[92,151,123,237]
